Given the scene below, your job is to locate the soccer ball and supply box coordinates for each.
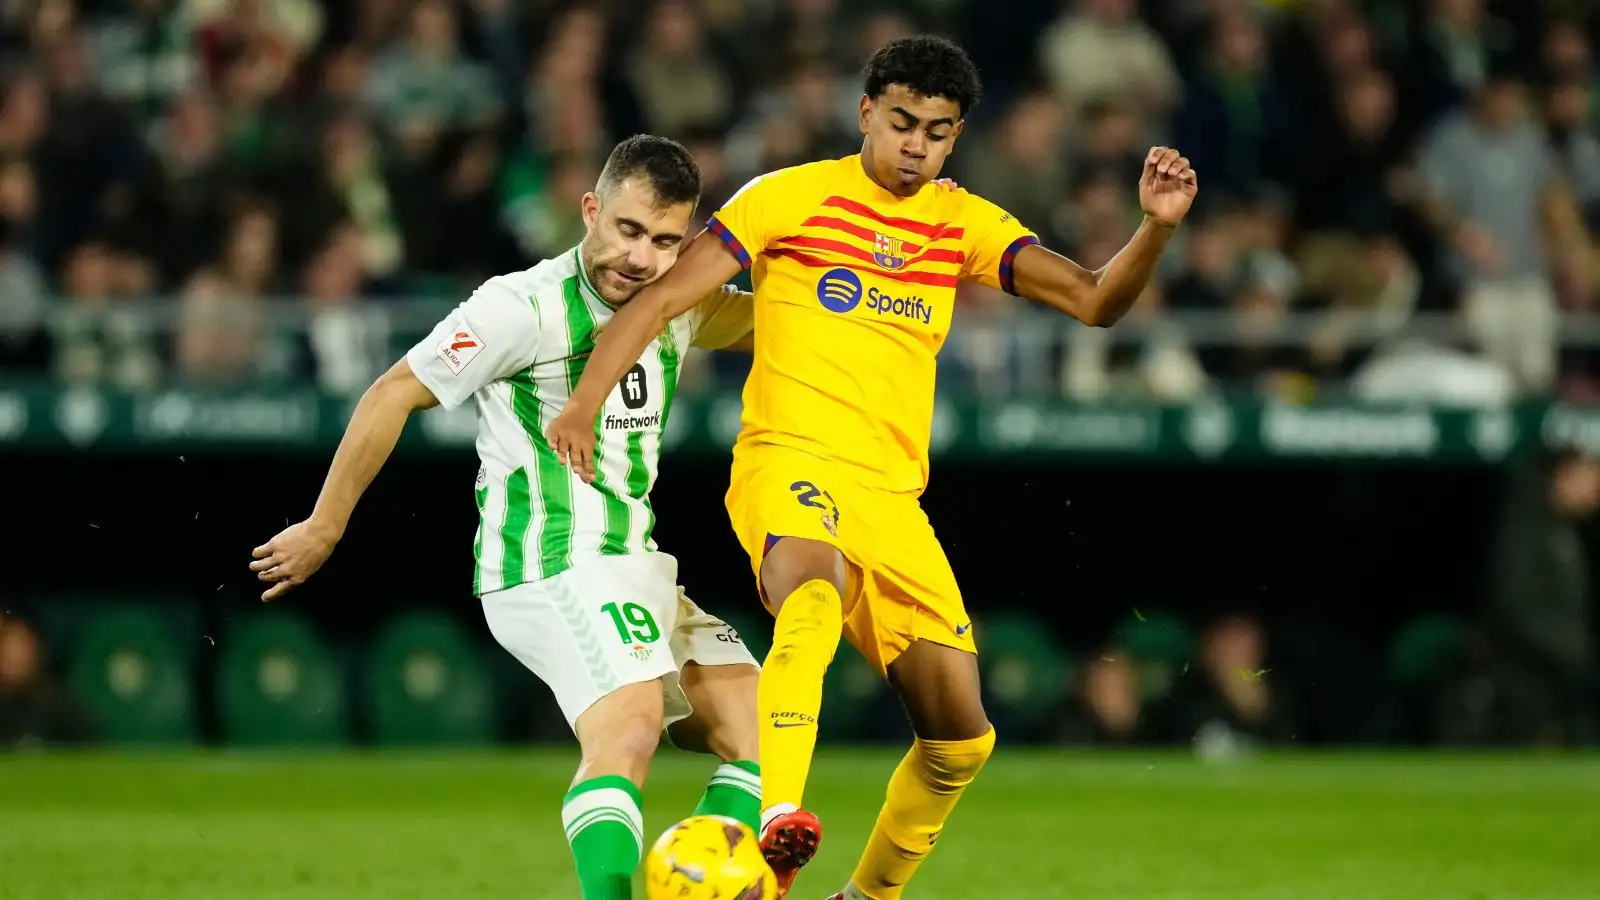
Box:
[643,815,776,900]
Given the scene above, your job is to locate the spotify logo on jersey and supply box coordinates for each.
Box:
[816,268,863,313]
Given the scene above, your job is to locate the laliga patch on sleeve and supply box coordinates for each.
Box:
[435,324,485,375]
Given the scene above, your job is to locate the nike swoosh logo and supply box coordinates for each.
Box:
[955,624,971,635]
[772,721,811,728]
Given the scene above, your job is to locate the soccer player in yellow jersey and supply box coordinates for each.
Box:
[549,36,1197,899]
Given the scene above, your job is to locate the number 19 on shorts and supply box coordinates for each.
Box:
[601,601,661,644]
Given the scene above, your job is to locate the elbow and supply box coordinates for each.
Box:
[1075,299,1125,329]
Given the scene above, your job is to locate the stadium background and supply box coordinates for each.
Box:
[1,0,1598,897]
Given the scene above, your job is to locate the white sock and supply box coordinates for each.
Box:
[759,802,798,833]
[840,884,870,900]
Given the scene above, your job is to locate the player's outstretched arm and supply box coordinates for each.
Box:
[250,359,438,601]
[1013,147,1197,327]
[547,231,743,480]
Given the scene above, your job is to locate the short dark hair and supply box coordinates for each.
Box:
[863,36,982,118]
[596,134,702,209]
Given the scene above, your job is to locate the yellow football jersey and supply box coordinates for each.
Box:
[707,154,1037,493]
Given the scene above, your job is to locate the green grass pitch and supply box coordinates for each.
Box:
[1,748,1596,899]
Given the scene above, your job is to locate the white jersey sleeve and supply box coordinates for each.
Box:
[406,276,544,410]
[687,284,755,350]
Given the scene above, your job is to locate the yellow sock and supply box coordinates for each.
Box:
[757,578,843,810]
[849,728,996,899]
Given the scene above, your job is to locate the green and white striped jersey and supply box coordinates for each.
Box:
[405,247,754,595]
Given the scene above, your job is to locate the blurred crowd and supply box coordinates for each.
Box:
[0,0,1598,399]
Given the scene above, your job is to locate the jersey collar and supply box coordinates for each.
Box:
[573,248,616,311]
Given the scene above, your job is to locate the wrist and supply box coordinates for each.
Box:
[306,511,346,543]
[567,387,605,418]
[1143,213,1180,231]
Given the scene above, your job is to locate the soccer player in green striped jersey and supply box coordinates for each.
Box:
[250,135,763,899]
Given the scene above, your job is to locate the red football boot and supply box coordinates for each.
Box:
[759,807,822,899]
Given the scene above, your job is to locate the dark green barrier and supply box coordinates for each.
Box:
[1387,614,1469,687]
[977,613,1073,739]
[1112,611,1195,702]
[4,380,1599,462]
[365,613,495,745]
[217,612,348,746]
[66,606,196,744]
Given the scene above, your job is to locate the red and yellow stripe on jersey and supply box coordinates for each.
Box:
[706,154,1037,493]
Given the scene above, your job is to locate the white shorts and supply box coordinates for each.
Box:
[480,551,759,728]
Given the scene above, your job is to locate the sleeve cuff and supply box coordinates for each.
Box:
[998,235,1039,296]
[404,344,461,411]
[706,216,753,269]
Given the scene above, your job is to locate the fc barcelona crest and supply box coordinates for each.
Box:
[873,233,907,270]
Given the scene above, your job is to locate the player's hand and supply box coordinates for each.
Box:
[1138,146,1197,227]
[250,516,341,602]
[933,177,959,190]
[546,407,598,483]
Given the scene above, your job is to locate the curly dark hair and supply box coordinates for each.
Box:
[597,134,702,209]
[862,36,983,118]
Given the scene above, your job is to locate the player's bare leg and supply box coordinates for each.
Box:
[668,661,764,833]
[840,640,994,900]
[754,536,851,896]
[566,679,665,900]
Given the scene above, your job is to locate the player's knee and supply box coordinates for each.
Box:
[762,537,848,607]
[768,580,843,657]
[915,726,995,787]
[574,684,665,784]
[578,710,663,784]
[702,717,759,763]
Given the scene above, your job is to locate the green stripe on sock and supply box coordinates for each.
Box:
[563,776,643,900]
[694,761,761,834]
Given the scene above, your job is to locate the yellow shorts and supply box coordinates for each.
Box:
[725,446,976,676]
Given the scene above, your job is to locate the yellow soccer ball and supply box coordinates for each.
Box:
[643,815,776,900]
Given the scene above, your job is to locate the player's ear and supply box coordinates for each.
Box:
[581,191,601,231]
[951,119,966,142]
[858,94,872,134]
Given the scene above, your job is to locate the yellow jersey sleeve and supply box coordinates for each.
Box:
[705,166,813,269]
[688,285,754,350]
[960,192,1040,295]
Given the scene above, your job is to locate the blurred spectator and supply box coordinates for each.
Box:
[304,225,388,394]
[173,202,280,382]
[1169,614,1294,755]
[1070,98,1145,187]
[1399,0,1513,133]
[89,0,200,120]
[51,240,161,389]
[758,0,859,76]
[1038,0,1180,123]
[726,57,858,182]
[272,108,402,282]
[0,614,95,748]
[959,90,1067,239]
[0,214,46,373]
[1076,650,1147,745]
[1543,77,1600,231]
[1295,67,1411,234]
[503,149,597,263]
[364,0,500,158]
[121,88,233,287]
[1175,11,1288,196]
[1482,447,1598,746]
[522,6,615,157]
[625,0,733,140]
[1419,71,1586,392]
